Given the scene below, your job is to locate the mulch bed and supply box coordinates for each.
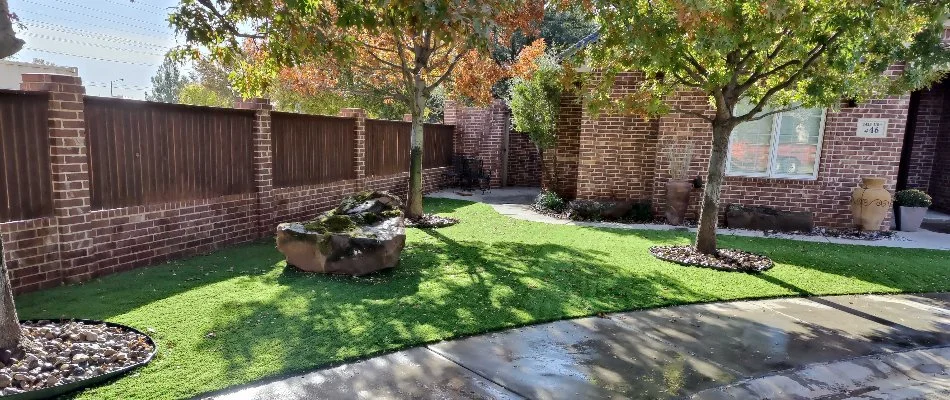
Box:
[650,245,774,273]
[406,214,459,229]
[0,321,154,396]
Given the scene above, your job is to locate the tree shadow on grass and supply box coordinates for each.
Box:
[14,240,283,321]
[191,229,716,393]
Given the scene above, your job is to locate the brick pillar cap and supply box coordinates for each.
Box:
[234,97,272,110]
[21,73,82,85]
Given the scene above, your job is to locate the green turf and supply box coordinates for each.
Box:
[14,198,950,399]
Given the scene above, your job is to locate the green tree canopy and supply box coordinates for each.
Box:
[147,55,190,103]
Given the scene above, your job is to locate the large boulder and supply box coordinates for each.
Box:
[276,191,405,275]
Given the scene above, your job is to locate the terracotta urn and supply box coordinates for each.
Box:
[850,177,892,231]
[665,180,693,225]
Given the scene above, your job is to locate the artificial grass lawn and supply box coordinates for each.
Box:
[15,198,950,399]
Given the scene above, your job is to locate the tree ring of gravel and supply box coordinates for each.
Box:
[406,214,459,229]
[0,320,157,399]
[649,245,774,273]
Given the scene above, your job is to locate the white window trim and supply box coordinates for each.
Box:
[726,108,826,180]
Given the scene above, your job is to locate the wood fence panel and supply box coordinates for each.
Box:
[365,119,411,176]
[424,124,454,168]
[85,97,254,209]
[0,90,53,222]
[271,112,357,187]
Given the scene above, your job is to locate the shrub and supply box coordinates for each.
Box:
[895,189,932,208]
[567,199,609,221]
[534,190,567,213]
[626,201,653,222]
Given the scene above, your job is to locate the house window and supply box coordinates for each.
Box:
[726,106,826,179]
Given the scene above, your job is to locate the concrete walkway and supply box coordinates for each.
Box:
[428,187,950,251]
[210,293,950,400]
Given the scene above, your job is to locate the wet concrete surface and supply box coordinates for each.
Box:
[209,294,950,400]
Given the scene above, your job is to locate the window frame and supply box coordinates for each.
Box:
[725,108,827,180]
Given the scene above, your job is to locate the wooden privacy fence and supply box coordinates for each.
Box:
[271,112,357,187]
[85,97,255,209]
[365,119,455,176]
[365,119,411,176]
[424,124,454,168]
[0,90,53,222]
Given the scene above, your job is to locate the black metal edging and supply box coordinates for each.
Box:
[1,319,157,400]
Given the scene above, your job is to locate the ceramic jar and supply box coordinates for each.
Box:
[851,177,891,231]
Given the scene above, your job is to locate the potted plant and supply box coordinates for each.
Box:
[894,189,932,232]
[664,141,694,225]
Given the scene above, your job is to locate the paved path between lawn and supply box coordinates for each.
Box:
[209,293,950,399]
[428,187,950,251]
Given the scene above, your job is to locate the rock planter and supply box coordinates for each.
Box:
[725,204,814,232]
[650,245,774,273]
[0,320,156,399]
[276,191,406,275]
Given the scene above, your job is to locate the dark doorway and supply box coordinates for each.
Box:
[898,78,950,213]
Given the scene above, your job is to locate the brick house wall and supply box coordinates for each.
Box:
[905,84,945,190]
[0,74,459,294]
[544,92,582,198]
[506,132,542,186]
[577,72,660,201]
[930,88,950,212]
[654,93,910,229]
[532,68,914,229]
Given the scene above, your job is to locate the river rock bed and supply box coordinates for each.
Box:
[0,321,154,396]
[650,245,774,273]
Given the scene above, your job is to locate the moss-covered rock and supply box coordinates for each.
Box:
[276,191,406,275]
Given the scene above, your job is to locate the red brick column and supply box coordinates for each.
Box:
[339,108,367,190]
[235,98,275,237]
[20,73,92,283]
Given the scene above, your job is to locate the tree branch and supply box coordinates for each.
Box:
[744,104,801,122]
[741,31,842,120]
[194,0,265,39]
[425,46,467,94]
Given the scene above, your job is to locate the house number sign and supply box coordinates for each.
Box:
[856,118,888,138]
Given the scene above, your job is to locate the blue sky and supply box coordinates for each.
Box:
[9,0,180,99]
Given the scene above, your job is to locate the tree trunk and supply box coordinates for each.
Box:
[406,76,427,219]
[694,122,733,254]
[0,241,21,350]
[0,0,25,59]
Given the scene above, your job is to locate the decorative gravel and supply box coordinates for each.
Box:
[406,214,459,229]
[650,245,774,273]
[763,227,901,241]
[0,321,154,396]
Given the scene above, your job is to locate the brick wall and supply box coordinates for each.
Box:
[0,74,459,294]
[506,133,542,186]
[930,86,950,212]
[905,82,946,190]
[577,72,659,201]
[544,92,582,198]
[444,100,513,189]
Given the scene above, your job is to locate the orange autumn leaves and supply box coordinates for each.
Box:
[274,37,548,106]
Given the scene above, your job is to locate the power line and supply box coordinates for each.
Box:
[22,33,166,57]
[87,81,151,91]
[26,0,168,29]
[24,48,161,67]
[20,0,170,35]
[102,0,171,14]
[21,19,172,49]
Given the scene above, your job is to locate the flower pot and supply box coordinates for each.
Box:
[898,206,928,232]
[665,180,693,225]
[850,177,891,231]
